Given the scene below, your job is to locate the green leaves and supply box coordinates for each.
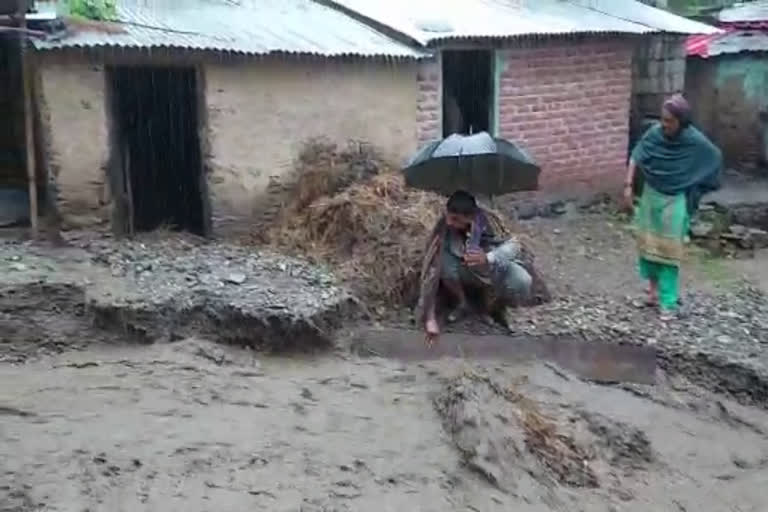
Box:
[67,0,117,21]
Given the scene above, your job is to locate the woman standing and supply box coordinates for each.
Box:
[624,94,722,320]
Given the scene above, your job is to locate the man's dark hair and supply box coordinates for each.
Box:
[446,190,477,216]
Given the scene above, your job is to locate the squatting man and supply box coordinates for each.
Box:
[416,190,533,346]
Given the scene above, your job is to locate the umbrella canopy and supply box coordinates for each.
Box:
[403,132,540,196]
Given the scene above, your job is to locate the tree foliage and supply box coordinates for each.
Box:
[67,0,117,21]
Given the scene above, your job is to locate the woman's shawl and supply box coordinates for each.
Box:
[631,123,723,213]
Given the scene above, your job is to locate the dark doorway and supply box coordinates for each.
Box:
[442,50,494,137]
[108,66,207,235]
[0,35,31,227]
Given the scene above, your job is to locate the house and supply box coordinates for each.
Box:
[19,0,429,236]
[2,0,716,237]
[326,0,718,192]
[686,0,768,169]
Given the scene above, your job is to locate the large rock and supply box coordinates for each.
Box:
[721,225,768,250]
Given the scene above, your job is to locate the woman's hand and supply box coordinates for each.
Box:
[622,184,634,213]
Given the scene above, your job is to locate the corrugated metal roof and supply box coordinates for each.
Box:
[31,0,428,58]
[719,1,768,23]
[326,0,720,46]
[688,29,768,57]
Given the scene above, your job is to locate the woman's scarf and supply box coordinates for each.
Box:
[631,121,722,214]
[663,93,692,126]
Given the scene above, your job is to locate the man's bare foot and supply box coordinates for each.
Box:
[425,318,440,347]
[447,303,469,323]
[498,306,515,333]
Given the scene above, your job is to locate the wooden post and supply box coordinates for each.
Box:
[18,1,38,238]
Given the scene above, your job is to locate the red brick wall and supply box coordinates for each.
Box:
[416,57,442,146]
[498,38,634,191]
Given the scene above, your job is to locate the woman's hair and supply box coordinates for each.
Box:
[446,190,477,216]
[663,93,692,127]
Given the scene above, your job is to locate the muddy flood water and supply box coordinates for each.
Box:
[2,338,767,512]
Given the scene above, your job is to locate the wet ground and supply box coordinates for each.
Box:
[2,340,768,512]
[3,205,768,511]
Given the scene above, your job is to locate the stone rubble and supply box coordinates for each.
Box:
[0,235,353,359]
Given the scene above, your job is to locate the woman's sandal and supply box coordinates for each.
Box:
[659,310,677,322]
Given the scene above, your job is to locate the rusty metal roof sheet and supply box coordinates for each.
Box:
[31,0,428,58]
[326,0,720,45]
[688,29,768,58]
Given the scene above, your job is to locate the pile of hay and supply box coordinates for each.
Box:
[263,140,548,307]
[267,175,444,304]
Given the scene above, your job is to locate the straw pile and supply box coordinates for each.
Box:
[262,139,547,307]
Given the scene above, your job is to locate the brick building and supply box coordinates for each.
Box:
[12,0,716,236]
[330,0,717,191]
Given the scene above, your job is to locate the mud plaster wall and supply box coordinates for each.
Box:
[686,54,768,169]
[204,59,420,235]
[37,57,110,228]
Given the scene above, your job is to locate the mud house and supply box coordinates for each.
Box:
[8,0,717,237]
[24,0,427,235]
[686,0,768,170]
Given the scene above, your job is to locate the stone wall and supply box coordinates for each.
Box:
[631,34,687,144]
[497,37,634,190]
[36,56,110,228]
[204,58,420,235]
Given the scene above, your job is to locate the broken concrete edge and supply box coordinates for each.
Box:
[2,281,359,353]
[658,350,768,410]
[89,298,358,352]
[2,281,767,410]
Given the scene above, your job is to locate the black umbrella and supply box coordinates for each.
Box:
[402,132,540,196]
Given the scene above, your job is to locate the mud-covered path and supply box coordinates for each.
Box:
[2,339,768,512]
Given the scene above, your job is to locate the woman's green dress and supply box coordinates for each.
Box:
[630,122,722,312]
[634,185,688,311]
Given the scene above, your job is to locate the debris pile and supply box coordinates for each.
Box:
[691,204,768,253]
[433,371,653,499]
[0,236,353,360]
[262,140,550,307]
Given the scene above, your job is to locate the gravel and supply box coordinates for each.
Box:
[0,234,353,362]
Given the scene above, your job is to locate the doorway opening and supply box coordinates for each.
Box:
[108,66,207,235]
[0,35,33,227]
[442,49,494,137]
